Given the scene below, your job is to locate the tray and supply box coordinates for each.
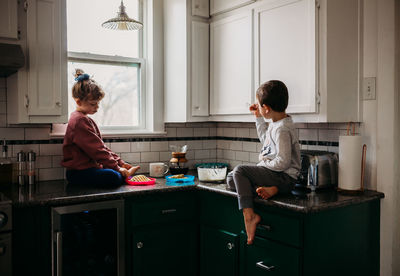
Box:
[165,175,195,183]
[125,176,156,186]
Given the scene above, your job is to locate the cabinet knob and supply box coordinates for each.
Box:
[194,106,200,110]
[227,242,234,250]
[137,242,143,249]
[56,102,61,107]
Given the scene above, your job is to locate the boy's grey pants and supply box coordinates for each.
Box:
[227,164,295,210]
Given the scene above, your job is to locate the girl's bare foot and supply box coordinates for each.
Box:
[128,166,141,176]
[243,208,261,245]
[256,186,278,200]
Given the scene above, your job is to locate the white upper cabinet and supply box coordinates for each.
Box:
[210,0,255,15]
[0,0,18,39]
[164,0,210,122]
[210,11,253,115]
[191,21,209,117]
[192,0,209,18]
[255,0,316,114]
[6,0,67,124]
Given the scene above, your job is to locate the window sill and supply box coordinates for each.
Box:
[50,124,167,139]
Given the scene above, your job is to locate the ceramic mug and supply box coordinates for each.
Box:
[149,162,169,177]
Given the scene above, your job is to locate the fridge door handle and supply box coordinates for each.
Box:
[56,232,62,276]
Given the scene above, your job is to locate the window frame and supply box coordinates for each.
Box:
[67,51,146,133]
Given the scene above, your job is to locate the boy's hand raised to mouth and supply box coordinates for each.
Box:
[249,103,261,117]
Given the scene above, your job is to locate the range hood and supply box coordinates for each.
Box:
[0,43,25,77]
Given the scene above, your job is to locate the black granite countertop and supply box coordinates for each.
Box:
[1,173,384,213]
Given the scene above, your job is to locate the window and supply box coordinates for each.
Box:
[66,0,145,132]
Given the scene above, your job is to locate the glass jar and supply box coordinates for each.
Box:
[169,152,189,175]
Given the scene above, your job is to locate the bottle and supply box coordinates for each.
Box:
[17,150,27,186]
[27,151,36,185]
[0,139,13,188]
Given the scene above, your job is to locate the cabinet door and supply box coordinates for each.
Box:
[210,11,253,115]
[210,0,255,15]
[240,233,300,276]
[200,226,239,276]
[191,21,209,117]
[255,0,316,114]
[0,0,18,39]
[26,0,67,116]
[192,0,209,18]
[131,223,198,276]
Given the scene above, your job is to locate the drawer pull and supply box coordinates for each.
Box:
[227,242,234,250]
[257,224,272,231]
[137,242,143,249]
[161,208,177,214]
[256,261,275,271]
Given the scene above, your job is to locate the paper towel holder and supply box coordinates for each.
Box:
[337,143,367,195]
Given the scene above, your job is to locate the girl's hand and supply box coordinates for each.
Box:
[127,166,140,176]
[119,167,130,178]
[249,103,261,117]
[122,163,132,170]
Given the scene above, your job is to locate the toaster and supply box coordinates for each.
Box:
[298,150,338,191]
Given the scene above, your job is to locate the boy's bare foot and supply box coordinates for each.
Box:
[128,166,140,176]
[243,208,261,245]
[256,186,278,200]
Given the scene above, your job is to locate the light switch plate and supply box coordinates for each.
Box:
[363,77,376,100]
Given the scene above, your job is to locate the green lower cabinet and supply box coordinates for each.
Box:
[240,233,300,276]
[131,222,198,276]
[200,226,239,276]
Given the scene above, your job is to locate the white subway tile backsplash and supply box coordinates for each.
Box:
[223,150,236,160]
[39,144,63,156]
[256,143,262,152]
[194,128,209,137]
[150,141,169,151]
[36,156,52,169]
[195,149,210,159]
[52,156,63,168]
[25,127,51,140]
[217,128,224,137]
[223,128,236,137]
[203,140,216,149]
[209,128,217,136]
[236,128,250,138]
[0,127,24,140]
[243,142,257,152]
[308,145,328,151]
[0,78,5,88]
[236,151,249,162]
[120,152,141,164]
[217,149,223,158]
[187,140,203,150]
[249,152,259,163]
[39,168,64,181]
[166,128,177,137]
[209,149,217,159]
[229,141,242,151]
[140,152,159,162]
[328,146,339,153]
[299,129,318,141]
[249,128,258,139]
[138,163,149,173]
[131,142,150,152]
[177,128,193,137]
[110,142,130,153]
[230,160,243,168]
[318,129,340,142]
[159,151,171,162]
[12,144,40,157]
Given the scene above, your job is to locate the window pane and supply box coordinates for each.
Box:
[67,0,140,57]
[68,62,140,127]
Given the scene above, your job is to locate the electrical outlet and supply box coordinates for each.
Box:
[363,77,376,100]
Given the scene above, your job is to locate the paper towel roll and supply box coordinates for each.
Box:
[338,135,363,191]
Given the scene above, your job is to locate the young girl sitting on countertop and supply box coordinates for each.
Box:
[227,80,301,245]
[61,69,140,187]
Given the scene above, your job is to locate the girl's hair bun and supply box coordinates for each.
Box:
[74,68,85,78]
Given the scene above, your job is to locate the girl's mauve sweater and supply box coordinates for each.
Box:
[61,110,124,171]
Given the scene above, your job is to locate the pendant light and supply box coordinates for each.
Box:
[102,0,143,31]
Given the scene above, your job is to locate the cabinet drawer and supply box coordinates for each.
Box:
[240,233,300,276]
[255,207,301,247]
[130,193,196,226]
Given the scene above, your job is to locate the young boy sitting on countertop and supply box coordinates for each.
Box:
[227,80,301,245]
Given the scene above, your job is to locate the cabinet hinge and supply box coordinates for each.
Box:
[316,90,321,106]
[24,95,29,108]
[316,0,320,9]
[24,1,28,12]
